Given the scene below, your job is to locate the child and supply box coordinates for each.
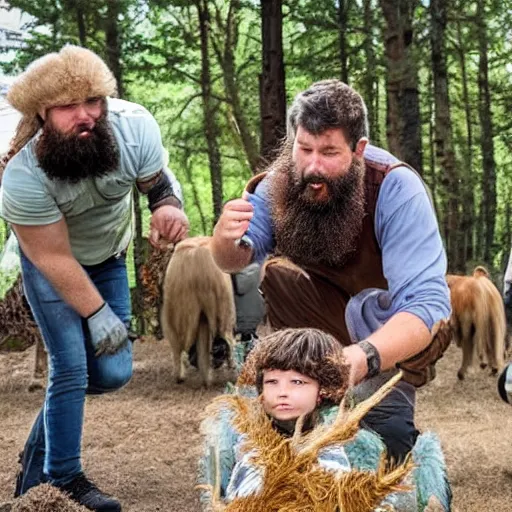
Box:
[198,327,451,512]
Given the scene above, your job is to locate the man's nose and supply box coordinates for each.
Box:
[75,105,94,122]
[305,152,326,175]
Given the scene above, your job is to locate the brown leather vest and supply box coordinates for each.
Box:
[246,162,451,387]
[246,158,412,299]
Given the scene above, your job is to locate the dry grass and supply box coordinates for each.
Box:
[0,339,510,511]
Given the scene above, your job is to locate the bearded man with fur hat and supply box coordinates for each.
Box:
[211,79,452,464]
[0,46,188,511]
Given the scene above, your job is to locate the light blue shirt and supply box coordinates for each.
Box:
[0,98,178,265]
[243,144,450,332]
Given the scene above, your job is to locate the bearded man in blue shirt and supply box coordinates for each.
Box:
[211,79,452,464]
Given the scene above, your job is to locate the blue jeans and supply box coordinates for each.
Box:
[16,252,133,495]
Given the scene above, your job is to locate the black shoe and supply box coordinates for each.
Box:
[59,473,121,512]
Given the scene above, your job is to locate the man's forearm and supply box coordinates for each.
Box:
[210,235,252,273]
[344,311,431,384]
[13,220,105,318]
[368,312,431,370]
[23,251,104,317]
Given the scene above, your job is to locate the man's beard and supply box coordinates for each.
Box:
[269,147,366,268]
[36,114,119,184]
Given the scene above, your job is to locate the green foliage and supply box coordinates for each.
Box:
[0,269,19,300]
[1,0,511,285]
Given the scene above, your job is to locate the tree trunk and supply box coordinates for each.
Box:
[430,0,461,272]
[214,0,260,173]
[132,188,147,335]
[338,0,350,84]
[105,0,124,98]
[182,151,208,234]
[363,0,376,139]
[196,0,223,225]
[504,193,512,271]
[259,0,286,166]
[380,0,423,173]
[76,0,87,47]
[427,71,438,213]
[477,0,497,264]
[374,77,381,147]
[456,17,475,266]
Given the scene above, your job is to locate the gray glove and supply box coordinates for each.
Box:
[86,302,128,356]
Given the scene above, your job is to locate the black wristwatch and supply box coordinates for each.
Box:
[358,340,381,379]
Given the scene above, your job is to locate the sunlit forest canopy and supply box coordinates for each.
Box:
[1,0,512,277]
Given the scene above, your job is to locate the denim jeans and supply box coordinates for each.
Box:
[16,252,133,495]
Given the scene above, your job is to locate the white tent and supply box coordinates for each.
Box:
[0,95,20,156]
[0,82,21,274]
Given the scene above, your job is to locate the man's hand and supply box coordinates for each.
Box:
[149,204,189,249]
[86,303,128,356]
[213,198,254,243]
[342,343,369,385]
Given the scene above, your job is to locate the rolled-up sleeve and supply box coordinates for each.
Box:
[375,168,451,330]
[244,178,275,264]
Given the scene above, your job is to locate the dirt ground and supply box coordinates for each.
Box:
[0,339,511,511]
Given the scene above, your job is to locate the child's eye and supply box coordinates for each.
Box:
[292,379,305,385]
[264,379,277,385]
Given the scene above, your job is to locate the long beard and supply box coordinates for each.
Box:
[269,147,366,268]
[36,114,119,184]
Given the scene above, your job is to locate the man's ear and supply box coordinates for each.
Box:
[354,137,368,158]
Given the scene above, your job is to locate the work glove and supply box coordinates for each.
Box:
[86,302,128,356]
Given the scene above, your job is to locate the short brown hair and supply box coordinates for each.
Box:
[287,79,368,150]
[238,327,350,405]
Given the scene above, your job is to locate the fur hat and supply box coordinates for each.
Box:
[8,45,116,117]
[1,45,117,172]
[237,327,351,405]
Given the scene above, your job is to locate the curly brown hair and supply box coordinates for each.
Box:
[237,327,351,405]
[287,79,368,151]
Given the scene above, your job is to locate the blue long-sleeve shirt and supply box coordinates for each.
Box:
[243,144,450,335]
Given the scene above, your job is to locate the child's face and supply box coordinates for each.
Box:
[261,369,320,421]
